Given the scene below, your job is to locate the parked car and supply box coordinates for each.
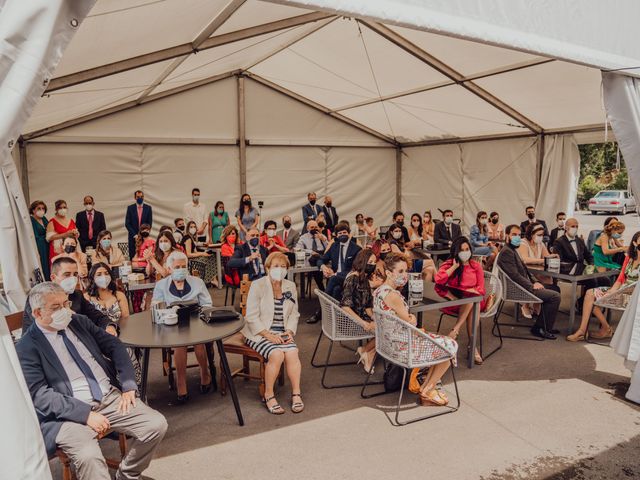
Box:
[588,190,636,214]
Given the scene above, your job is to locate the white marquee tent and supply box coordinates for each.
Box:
[2,1,640,477]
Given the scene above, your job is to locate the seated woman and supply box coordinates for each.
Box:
[316,212,330,239]
[386,223,436,282]
[132,224,155,269]
[145,230,180,280]
[422,211,435,243]
[152,251,214,403]
[91,230,125,268]
[469,211,498,260]
[340,249,384,373]
[435,237,486,365]
[221,225,241,287]
[181,220,210,259]
[487,211,505,242]
[364,216,378,242]
[371,239,392,274]
[568,231,640,342]
[407,213,424,249]
[374,253,458,406]
[243,252,303,415]
[593,220,626,272]
[51,236,88,280]
[260,220,289,254]
[84,262,141,385]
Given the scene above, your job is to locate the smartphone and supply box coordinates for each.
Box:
[280,333,291,342]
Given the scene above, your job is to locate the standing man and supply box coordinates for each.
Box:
[278,215,300,250]
[520,206,549,239]
[75,196,106,252]
[322,195,339,232]
[549,212,567,246]
[125,190,153,260]
[183,187,208,243]
[301,192,321,233]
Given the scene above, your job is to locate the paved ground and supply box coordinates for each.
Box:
[48,280,640,480]
[572,210,639,244]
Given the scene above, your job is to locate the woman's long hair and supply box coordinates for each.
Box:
[352,248,375,284]
[86,262,117,297]
[154,230,178,263]
[135,223,151,250]
[449,236,472,284]
[410,213,423,237]
[238,194,252,218]
[476,211,488,235]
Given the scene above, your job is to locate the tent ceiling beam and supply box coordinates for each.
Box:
[361,21,543,134]
[45,11,334,93]
[245,72,399,145]
[332,58,554,113]
[23,70,240,140]
[135,0,247,104]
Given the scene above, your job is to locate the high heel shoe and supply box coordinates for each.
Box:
[356,349,375,374]
[199,383,212,394]
[175,393,189,405]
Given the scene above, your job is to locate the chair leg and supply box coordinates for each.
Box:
[58,452,73,480]
[164,348,176,390]
[437,313,445,334]
[225,286,229,305]
[259,358,266,398]
[310,330,324,367]
[219,359,227,396]
[493,301,544,342]
[360,353,387,399]
[205,343,217,392]
[232,288,236,306]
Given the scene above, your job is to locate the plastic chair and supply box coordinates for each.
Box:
[586,229,602,254]
[435,271,504,361]
[221,255,240,306]
[492,267,545,342]
[361,309,460,426]
[310,289,379,388]
[117,242,130,260]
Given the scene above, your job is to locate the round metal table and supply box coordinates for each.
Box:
[119,308,245,426]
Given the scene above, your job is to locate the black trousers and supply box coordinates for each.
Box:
[533,284,561,330]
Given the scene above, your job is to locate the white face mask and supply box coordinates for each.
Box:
[94,275,111,289]
[48,307,73,331]
[59,276,78,294]
[189,228,197,236]
[269,267,287,281]
[567,227,578,237]
[266,229,276,238]
[533,235,544,245]
[479,218,488,225]
[57,208,67,217]
[392,231,402,240]
[444,217,453,225]
[558,220,565,228]
[85,204,94,211]
[393,272,408,288]
[192,195,200,203]
[35,209,45,218]
[159,241,171,252]
[458,250,472,262]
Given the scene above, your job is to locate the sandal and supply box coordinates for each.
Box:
[566,331,586,342]
[264,396,285,415]
[419,388,448,406]
[291,393,304,413]
[590,327,614,339]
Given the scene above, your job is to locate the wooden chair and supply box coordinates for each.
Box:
[55,431,127,480]
[218,275,284,397]
[5,311,24,338]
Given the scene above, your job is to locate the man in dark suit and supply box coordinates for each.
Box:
[322,195,339,232]
[125,190,153,259]
[75,195,106,251]
[278,215,300,250]
[497,224,561,339]
[434,209,462,247]
[318,221,361,300]
[16,282,167,480]
[520,205,549,239]
[548,212,567,246]
[23,257,116,334]
[227,228,268,281]
[301,192,321,233]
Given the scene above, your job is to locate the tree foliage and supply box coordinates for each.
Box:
[577,142,627,206]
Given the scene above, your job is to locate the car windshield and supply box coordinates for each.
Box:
[596,191,620,198]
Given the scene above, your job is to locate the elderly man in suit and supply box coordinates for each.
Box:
[278,215,300,250]
[301,192,321,233]
[228,227,268,281]
[75,195,106,252]
[16,282,167,480]
[318,221,361,300]
[125,190,153,260]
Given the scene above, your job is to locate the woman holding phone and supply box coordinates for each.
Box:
[243,252,303,415]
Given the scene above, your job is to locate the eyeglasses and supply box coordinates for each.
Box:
[47,300,72,312]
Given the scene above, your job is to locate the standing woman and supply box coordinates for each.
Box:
[235,193,260,242]
[374,253,458,406]
[30,200,50,280]
[209,200,230,244]
[422,211,435,243]
[243,252,303,414]
[46,199,79,265]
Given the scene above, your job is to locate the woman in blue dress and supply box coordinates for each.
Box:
[29,200,50,280]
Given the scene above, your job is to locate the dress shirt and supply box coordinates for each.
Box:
[296,232,327,253]
[35,322,111,404]
[137,204,143,225]
[568,237,579,274]
[183,201,208,227]
[337,243,346,273]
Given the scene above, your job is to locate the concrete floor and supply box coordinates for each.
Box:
[51,279,640,480]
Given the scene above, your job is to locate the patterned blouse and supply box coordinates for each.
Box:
[341,274,373,321]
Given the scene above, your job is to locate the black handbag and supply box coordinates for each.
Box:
[199,307,240,324]
[383,363,410,392]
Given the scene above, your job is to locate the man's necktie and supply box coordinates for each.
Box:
[88,211,94,240]
[58,330,103,402]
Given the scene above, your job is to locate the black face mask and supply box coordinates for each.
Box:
[248,237,259,247]
[310,229,318,235]
[338,234,349,244]
[64,245,76,254]
[177,225,185,231]
[380,252,389,261]
[491,217,499,224]
[364,264,376,275]
[309,199,316,206]
[326,202,332,207]
[527,212,535,220]
[140,231,150,238]
[243,199,251,206]
[318,222,326,228]
[283,221,291,229]
[396,220,404,227]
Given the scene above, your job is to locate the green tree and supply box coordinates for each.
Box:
[578,174,601,203]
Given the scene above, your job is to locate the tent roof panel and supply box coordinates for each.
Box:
[54,0,230,77]
[214,1,313,34]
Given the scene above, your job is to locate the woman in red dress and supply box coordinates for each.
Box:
[46,199,79,269]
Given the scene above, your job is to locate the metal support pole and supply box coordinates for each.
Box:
[238,75,247,194]
[535,134,545,205]
[18,139,30,205]
[395,147,402,211]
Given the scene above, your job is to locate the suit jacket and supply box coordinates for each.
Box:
[16,314,137,456]
[227,243,268,280]
[242,276,300,343]
[549,227,565,246]
[317,240,361,277]
[277,228,300,250]
[520,219,549,238]
[496,245,535,293]
[434,222,462,245]
[322,205,339,230]
[553,235,593,265]
[75,210,106,250]
[23,289,112,332]
[125,203,153,238]
[301,203,321,232]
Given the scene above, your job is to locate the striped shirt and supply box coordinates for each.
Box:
[246,297,297,359]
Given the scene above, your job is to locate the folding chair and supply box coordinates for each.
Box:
[361,309,460,426]
[492,267,546,341]
[310,289,379,389]
[435,271,504,361]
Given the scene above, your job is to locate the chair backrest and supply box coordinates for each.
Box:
[314,289,374,341]
[496,267,542,304]
[373,309,455,369]
[481,271,503,318]
[189,258,207,279]
[586,229,601,253]
[595,281,637,311]
[4,311,23,332]
[378,225,391,237]
[117,242,130,259]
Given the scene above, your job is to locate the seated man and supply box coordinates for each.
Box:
[497,225,561,339]
[434,209,461,247]
[295,219,328,323]
[549,212,567,246]
[16,282,167,480]
[23,256,116,335]
[520,205,549,240]
[228,227,268,280]
[317,221,361,300]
